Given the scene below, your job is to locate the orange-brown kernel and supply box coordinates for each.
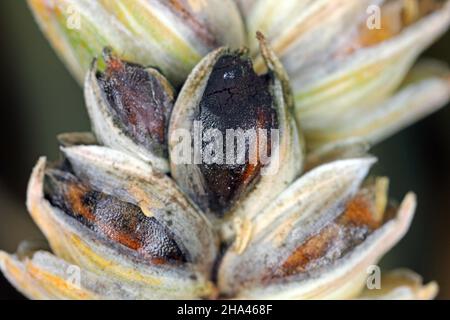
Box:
[64,183,96,223]
[338,193,383,230]
[44,168,187,264]
[281,224,341,276]
[276,189,384,278]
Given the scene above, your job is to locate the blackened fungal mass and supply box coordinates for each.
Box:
[97,55,172,157]
[196,54,277,216]
[44,168,186,264]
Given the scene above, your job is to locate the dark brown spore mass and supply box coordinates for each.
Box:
[97,54,173,157]
[44,169,186,264]
[195,54,277,216]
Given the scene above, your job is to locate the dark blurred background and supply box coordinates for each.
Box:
[0,1,449,299]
